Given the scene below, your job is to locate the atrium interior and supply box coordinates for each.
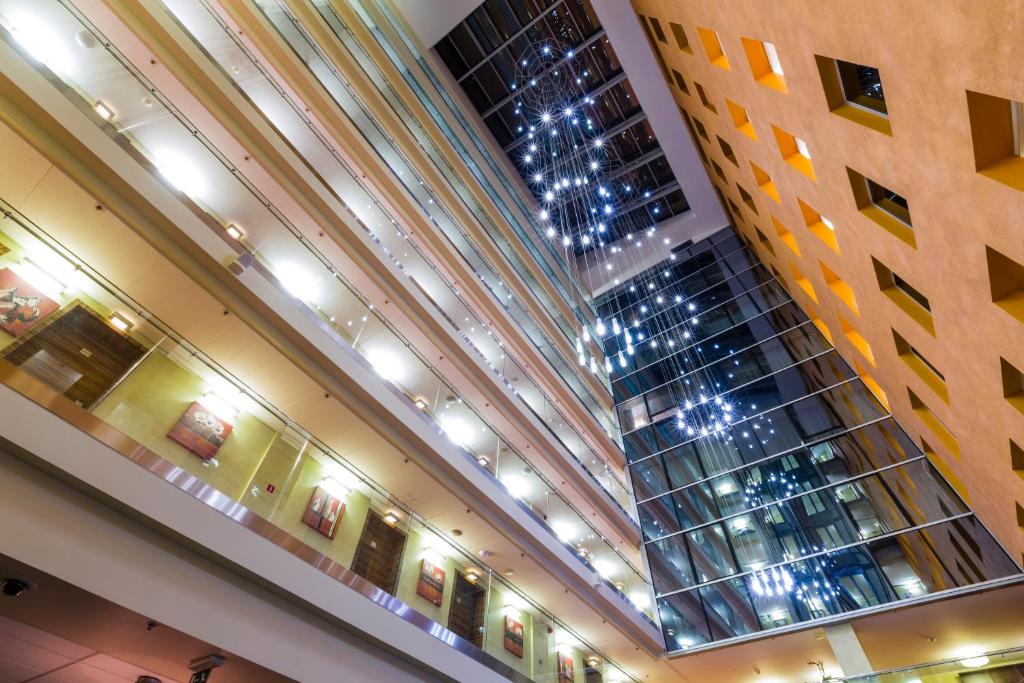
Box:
[0,1,1021,682]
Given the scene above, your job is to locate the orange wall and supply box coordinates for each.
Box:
[632,0,1024,563]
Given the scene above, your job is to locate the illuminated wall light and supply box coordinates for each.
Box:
[154,149,206,197]
[365,347,404,383]
[551,520,576,542]
[414,397,428,410]
[93,100,115,121]
[502,473,530,499]
[476,455,489,467]
[440,414,475,448]
[958,654,990,668]
[382,510,400,525]
[197,392,238,425]
[275,262,318,302]
[629,591,651,609]
[225,223,244,240]
[108,312,133,332]
[15,259,66,299]
[318,476,351,499]
[10,13,74,74]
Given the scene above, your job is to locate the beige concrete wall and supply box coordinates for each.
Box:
[632,0,1024,563]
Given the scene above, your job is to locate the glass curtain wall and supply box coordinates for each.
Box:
[597,226,1019,652]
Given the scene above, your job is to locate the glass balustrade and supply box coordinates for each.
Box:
[0,200,646,683]
[346,0,595,323]
[0,0,649,608]
[247,0,616,418]
[153,0,629,509]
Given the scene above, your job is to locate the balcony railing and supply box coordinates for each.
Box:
[0,199,645,683]
[159,0,630,508]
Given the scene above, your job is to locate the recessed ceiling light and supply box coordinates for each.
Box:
[382,511,399,525]
[959,655,989,668]
[225,224,244,240]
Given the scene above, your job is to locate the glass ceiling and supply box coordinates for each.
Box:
[435,0,686,255]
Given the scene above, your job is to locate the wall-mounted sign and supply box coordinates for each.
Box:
[557,652,575,683]
[301,484,345,539]
[503,615,524,658]
[0,267,59,337]
[416,559,445,606]
[167,402,232,461]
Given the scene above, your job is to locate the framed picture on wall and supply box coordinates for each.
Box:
[167,401,232,460]
[503,615,524,658]
[415,559,445,606]
[557,652,575,683]
[0,267,60,337]
[301,484,345,539]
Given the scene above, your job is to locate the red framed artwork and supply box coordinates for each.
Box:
[301,484,345,539]
[503,615,524,658]
[0,267,59,337]
[557,652,575,683]
[167,401,232,461]
[415,559,445,606]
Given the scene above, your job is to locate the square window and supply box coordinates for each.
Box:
[725,99,757,141]
[697,27,730,70]
[821,262,859,315]
[671,69,690,95]
[837,61,886,114]
[839,315,874,366]
[966,90,1024,192]
[789,262,818,303]
[649,16,669,44]
[669,22,692,53]
[755,226,775,256]
[1000,357,1024,416]
[692,116,710,142]
[738,184,758,214]
[750,162,779,203]
[741,37,787,93]
[717,136,738,166]
[771,125,815,180]
[695,82,717,114]
[909,389,959,457]
[985,246,1024,323]
[872,257,934,334]
[815,56,891,135]
[866,178,911,226]
[772,215,800,255]
[893,329,947,402]
[847,168,914,247]
[796,198,839,252]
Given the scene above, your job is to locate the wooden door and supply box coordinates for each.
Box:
[350,511,406,595]
[3,303,146,406]
[447,572,486,647]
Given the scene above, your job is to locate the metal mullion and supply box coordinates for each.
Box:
[457,0,568,84]
[480,27,608,118]
[642,456,925,545]
[610,244,755,325]
[612,299,797,387]
[501,70,628,153]
[621,347,843,439]
[652,512,973,600]
[615,319,816,403]
[634,415,896,506]
[625,377,863,466]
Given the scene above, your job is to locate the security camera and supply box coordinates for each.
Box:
[0,578,31,597]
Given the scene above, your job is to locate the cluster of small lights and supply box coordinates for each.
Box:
[508,40,677,379]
